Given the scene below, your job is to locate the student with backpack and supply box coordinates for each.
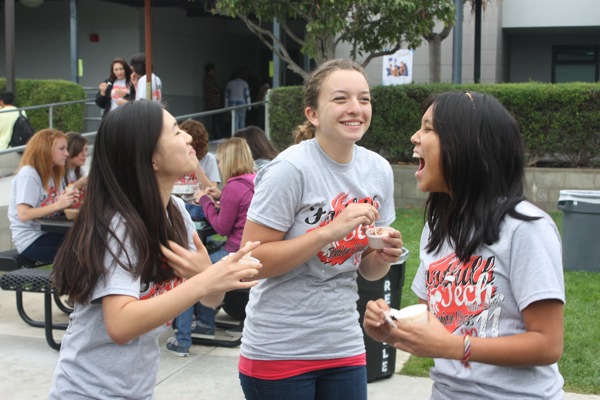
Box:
[0,91,34,150]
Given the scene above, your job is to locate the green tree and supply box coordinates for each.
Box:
[214,0,455,80]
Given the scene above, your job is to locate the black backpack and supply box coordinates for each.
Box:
[9,111,35,148]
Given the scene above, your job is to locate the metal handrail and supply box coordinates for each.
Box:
[0,98,90,128]
[176,100,268,138]
[0,98,269,156]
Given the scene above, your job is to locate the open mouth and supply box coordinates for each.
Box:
[413,152,424,172]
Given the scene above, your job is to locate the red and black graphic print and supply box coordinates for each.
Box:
[307,192,379,267]
[40,185,60,208]
[426,253,502,337]
[140,276,185,327]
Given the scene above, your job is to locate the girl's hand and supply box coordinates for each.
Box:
[99,82,107,95]
[205,186,221,200]
[57,187,79,210]
[200,241,263,293]
[364,299,453,358]
[371,229,404,264]
[363,299,395,343]
[325,202,379,242]
[161,232,211,279]
[390,310,456,359]
[131,72,139,86]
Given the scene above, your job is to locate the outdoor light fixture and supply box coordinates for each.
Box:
[20,0,44,7]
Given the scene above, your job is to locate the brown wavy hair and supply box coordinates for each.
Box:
[233,125,278,161]
[108,57,133,85]
[179,119,209,160]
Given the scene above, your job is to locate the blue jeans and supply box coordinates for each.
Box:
[230,100,247,130]
[184,203,205,221]
[20,232,66,264]
[173,246,228,348]
[239,366,367,400]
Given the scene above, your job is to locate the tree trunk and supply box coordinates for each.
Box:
[426,23,454,83]
[428,35,442,83]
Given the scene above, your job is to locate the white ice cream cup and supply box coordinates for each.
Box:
[390,304,428,324]
[366,226,395,249]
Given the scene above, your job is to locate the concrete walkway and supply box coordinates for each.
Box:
[0,288,435,399]
[0,288,599,399]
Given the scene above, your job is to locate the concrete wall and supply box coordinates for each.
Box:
[502,0,600,28]
[1,164,597,251]
[394,165,600,211]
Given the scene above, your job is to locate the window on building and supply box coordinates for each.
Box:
[552,46,599,83]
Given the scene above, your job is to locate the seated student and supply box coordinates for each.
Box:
[233,125,279,171]
[177,119,221,221]
[167,137,255,356]
[63,132,89,206]
[8,129,80,264]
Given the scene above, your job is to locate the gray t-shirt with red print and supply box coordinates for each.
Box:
[8,166,64,252]
[49,196,194,399]
[241,138,395,361]
[412,201,565,399]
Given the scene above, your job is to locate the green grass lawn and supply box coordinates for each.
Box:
[390,208,600,395]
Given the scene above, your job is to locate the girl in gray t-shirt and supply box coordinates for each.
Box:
[364,91,565,399]
[49,101,261,399]
[8,129,80,263]
[238,60,405,400]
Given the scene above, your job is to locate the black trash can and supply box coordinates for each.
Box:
[557,190,600,272]
[222,289,249,320]
[356,248,409,383]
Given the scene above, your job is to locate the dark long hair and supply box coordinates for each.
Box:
[53,101,188,303]
[233,125,279,161]
[108,57,133,85]
[64,132,87,186]
[423,91,539,262]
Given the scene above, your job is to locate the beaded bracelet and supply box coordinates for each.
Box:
[461,334,472,369]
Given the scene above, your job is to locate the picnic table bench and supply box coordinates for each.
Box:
[0,217,221,350]
[0,247,71,350]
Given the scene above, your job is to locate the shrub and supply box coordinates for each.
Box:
[0,78,86,134]
[268,82,600,168]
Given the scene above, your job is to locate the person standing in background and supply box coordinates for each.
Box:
[203,63,224,139]
[225,68,251,131]
[0,91,22,150]
[130,53,162,102]
[95,57,135,118]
